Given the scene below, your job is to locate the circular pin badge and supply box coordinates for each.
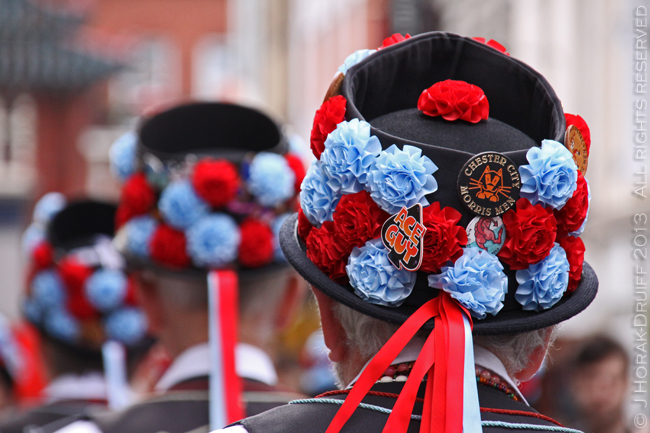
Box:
[466,216,506,255]
[564,125,588,175]
[457,152,521,217]
[323,72,344,102]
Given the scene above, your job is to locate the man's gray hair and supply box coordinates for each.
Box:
[332,301,556,377]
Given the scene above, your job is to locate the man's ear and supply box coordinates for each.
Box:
[514,328,554,382]
[312,289,348,363]
[274,273,307,331]
[135,273,164,335]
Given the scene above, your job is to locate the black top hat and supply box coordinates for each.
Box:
[280,32,597,335]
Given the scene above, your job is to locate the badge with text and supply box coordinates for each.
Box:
[466,216,506,255]
[457,152,521,217]
[564,125,588,175]
[381,204,427,272]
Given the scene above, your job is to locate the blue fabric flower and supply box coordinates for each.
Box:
[272,214,291,262]
[515,243,570,312]
[105,308,148,346]
[125,215,158,258]
[23,299,43,325]
[338,49,377,74]
[570,179,591,237]
[366,144,438,214]
[22,224,46,258]
[186,214,240,267]
[84,269,128,312]
[519,140,578,209]
[33,192,66,224]
[248,152,295,207]
[428,248,507,320]
[109,132,138,183]
[31,270,66,309]
[159,180,210,230]
[44,310,80,343]
[346,239,416,307]
[320,119,382,194]
[300,161,341,226]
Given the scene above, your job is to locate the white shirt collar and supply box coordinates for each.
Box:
[346,339,528,405]
[44,372,107,403]
[154,342,278,392]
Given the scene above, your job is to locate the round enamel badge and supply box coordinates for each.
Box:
[457,152,521,217]
[564,125,588,175]
[466,216,506,255]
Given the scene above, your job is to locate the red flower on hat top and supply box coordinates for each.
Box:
[418,80,489,123]
[558,235,585,292]
[555,171,589,237]
[472,37,510,56]
[192,159,240,208]
[379,33,411,49]
[298,208,313,241]
[32,242,54,271]
[59,258,97,320]
[285,154,306,193]
[498,198,557,270]
[310,95,347,159]
[306,222,348,282]
[121,172,156,216]
[565,113,591,154]
[150,224,190,269]
[420,202,468,273]
[333,191,389,250]
[239,219,274,268]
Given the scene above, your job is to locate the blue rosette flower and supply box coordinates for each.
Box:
[125,215,158,258]
[515,243,570,312]
[23,299,43,325]
[21,223,46,258]
[84,269,128,312]
[44,310,80,343]
[33,192,66,224]
[300,161,341,226]
[320,119,382,194]
[105,307,148,345]
[570,179,591,237]
[338,49,377,74]
[272,213,291,262]
[428,247,507,320]
[346,239,416,307]
[31,270,67,309]
[109,132,138,183]
[366,144,438,214]
[248,152,295,207]
[186,214,241,267]
[159,180,210,230]
[519,140,578,209]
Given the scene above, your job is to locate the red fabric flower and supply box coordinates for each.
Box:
[298,208,313,241]
[121,173,156,216]
[306,222,348,282]
[472,37,510,55]
[239,219,274,268]
[420,202,467,273]
[115,204,136,230]
[59,259,97,320]
[285,154,306,193]
[558,236,585,292]
[379,33,411,49]
[565,113,591,154]
[310,95,347,159]
[192,159,240,208]
[32,242,54,270]
[150,224,190,269]
[333,191,388,250]
[417,80,489,123]
[498,198,558,270]
[124,276,139,306]
[67,293,99,321]
[555,172,589,237]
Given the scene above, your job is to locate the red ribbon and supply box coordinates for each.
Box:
[325,292,471,433]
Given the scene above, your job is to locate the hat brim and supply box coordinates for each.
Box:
[280,213,598,335]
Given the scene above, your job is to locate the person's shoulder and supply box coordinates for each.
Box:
[0,401,98,433]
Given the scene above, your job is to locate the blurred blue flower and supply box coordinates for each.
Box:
[320,119,382,194]
[272,213,291,262]
[570,179,591,237]
[84,269,128,312]
[428,247,507,320]
[44,310,80,343]
[367,144,438,214]
[31,270,66,310]
[338,49,377,74]
[519,140,578,209]
[300,161,341,226]
[248,152,295,207]
[109,132,138,183]
[186,214,240,267]
[21,223,46,258]
[125,215,158,258]
[515,243,569,312]
[23,299,43,325]
[346,239,416,307]
[105,307,147,346]
[159,180,210,230]
[33,192,66,225]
